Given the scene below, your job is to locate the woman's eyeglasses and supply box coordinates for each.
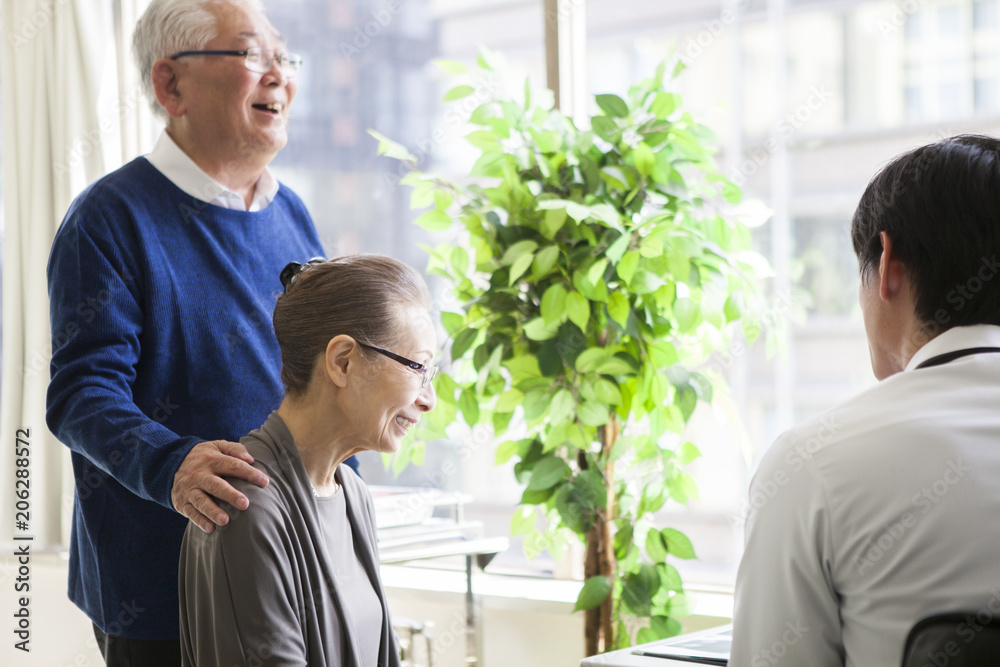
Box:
[359,343,437,389]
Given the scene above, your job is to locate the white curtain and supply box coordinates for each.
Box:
[0,0,157,550]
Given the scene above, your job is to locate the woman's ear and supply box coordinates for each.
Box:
[324,335,356,388]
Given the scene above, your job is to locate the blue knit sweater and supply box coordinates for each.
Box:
[46,157,327,640]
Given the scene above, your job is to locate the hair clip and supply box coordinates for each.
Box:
[279,257,327,292]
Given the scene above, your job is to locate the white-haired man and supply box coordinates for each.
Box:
[46,1,354,664]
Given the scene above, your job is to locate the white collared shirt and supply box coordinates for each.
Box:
[144,131,279,212]
[733,324,1000,667]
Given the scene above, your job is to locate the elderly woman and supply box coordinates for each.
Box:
[179,255,437,666]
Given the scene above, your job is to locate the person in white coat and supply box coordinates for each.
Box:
[732,134,1000,667]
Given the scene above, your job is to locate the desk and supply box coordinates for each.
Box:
[580,624,731,667]
[582,653,709,666]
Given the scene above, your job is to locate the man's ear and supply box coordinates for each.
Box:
[324,335,356,388]
[877,231,906,301]
[151,59,186,118]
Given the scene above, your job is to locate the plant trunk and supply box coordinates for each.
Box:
[582,414,620,656]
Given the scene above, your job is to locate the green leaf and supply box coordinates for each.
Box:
[665,248,690,282]
[555,469,606,534]
[527,456,570,490]
[633,142,655,177]
[573,576,612,612]
[601,166,630,191]
[608,292,630,327]
[510,507,535,535]
[495,439,520,465]
[545,200,591,222]
[440,311,464,335]
[608,434,635,462]
[367,129,418,162]
[664,592,695,617]
[566,292,590,331]
[596,93,629,118]
[659,563,684,592]
[668,470,700,505]
[617,251,640,284]
[533,245,560,280]
[724,293,744,322]
[636,627,660,645]
[631,270,665,295]
[522,387,553,423]
[451,328,479,360]
[470,150,506,177]
[495,389,524,414]
[541,283,568,326]
[509,252,535,285]
[575,348,608,373]
[613,522,635,560]
[591,115,620,141]
[590,378,623,405]
[541,207,568,239]
[588,204,621,229]
[465,130,502,150]
[722,181,743,204]
[622,564,660,616]
[410,181,436,208]
[649,341,678,367]
[639,236,663,259]
[459,387,480,426]
[675,385,697,421]
[595,356,636,375]
[674,298,700,332]
[646,528,668,563]
[650,92,681,118]
[606,233,631,263]
[505,355,542,382]
[415,209,452,232]
[433,59,468,75]
[678,442,701,465]
[649,615,683,640]
[449,245,469,275]
[578,401,610,427]
[524,316,560,341]
[549,388,576,424]
[443,85,476,102]
[661,528,697,560]
[434,189,454,212]
[587,258,609,285]
[501,240,539,266]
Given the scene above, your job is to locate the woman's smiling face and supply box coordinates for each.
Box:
[348,305,438,454]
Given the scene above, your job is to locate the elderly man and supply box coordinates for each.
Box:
[731,135,1000,666]
[45,1,354,664]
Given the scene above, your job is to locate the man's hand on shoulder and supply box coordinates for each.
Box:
[172,440,270,533]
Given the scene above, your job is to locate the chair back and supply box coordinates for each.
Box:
[901,611,1000,667]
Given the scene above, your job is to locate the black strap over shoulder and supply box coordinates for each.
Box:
[915,346,1000,369]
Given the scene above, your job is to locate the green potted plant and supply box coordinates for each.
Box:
[370,52,770,655]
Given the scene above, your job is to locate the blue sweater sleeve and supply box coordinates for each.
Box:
[46,208,198,510]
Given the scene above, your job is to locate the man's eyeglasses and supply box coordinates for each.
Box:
[359,343,437,389]
[170,47,303,76]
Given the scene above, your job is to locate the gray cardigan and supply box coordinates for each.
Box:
[179,412,401,667]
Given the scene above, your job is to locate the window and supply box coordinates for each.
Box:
[265,0,547,571]
[258,0,1000,587]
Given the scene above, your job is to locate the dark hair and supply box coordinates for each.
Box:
[272,254,432,397]
[851,134,1000,332]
